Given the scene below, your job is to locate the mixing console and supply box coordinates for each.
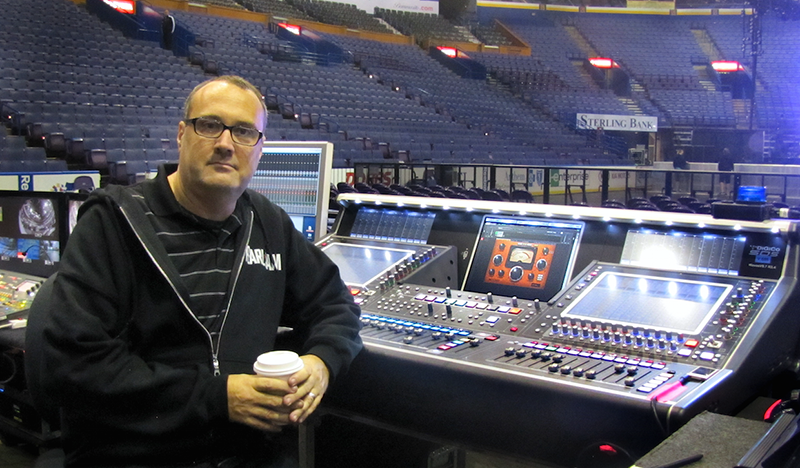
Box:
[357,261,775,397]
[319,194,800,466]
[0,271,45,326]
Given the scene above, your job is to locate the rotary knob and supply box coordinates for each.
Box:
[509,266,524,282]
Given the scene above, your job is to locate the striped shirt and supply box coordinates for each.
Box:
[131,186,245,352]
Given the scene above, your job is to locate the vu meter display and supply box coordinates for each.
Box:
[464,216,584,301]
[484,240,556,289]
[621,230,746,276]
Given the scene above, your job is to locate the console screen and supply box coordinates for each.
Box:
[321,242,415,288]
[621,230,747,276]
[463,216,584,301]
[0,192,63,277]
[562,272,732,335]
[350,208,436,244]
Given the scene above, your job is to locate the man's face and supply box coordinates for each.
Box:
[176,81,265,197]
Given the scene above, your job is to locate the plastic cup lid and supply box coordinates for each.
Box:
[253,350,304,376]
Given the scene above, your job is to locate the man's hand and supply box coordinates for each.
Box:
[227,374,301,432]
[227,354,330,431]
[283,354,330,424]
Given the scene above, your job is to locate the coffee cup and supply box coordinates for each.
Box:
[253,350,304,381]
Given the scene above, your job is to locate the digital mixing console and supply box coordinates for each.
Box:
[319,194,800,466]
[0,271,45,327]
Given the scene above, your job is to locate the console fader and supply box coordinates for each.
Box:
[321,194,800,466]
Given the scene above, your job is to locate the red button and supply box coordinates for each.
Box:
[510,327,518,332]
[509,308,522,315]
[685,339,699,348]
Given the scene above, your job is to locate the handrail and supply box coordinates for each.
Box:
[351,161,800,206]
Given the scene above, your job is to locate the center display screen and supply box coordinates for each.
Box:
[562,272,732,335]
[463,216,584,301]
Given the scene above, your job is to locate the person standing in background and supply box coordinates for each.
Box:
[718,147,735,199]
[162,10,176,50]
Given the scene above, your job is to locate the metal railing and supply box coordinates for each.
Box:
[352,161,800,206]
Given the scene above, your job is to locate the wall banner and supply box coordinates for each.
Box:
[576,113,658,132]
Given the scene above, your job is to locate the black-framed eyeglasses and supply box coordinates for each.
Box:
[184,117,263,146]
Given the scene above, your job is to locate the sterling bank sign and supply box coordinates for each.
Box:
[576,113,658,132]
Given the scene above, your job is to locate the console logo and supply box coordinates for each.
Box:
[749,245,780,264]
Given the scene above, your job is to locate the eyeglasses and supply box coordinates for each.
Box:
[184,117,263,146]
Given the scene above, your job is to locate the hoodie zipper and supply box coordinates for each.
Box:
[213,210,254,374]
[119,206,254,376]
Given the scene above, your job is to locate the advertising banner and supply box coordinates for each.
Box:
[346,0,438,15]
[577,113,658,132]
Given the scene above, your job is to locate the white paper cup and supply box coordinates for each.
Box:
[253,350,305,381]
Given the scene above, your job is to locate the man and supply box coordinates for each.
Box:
[162,10,176,50]
[718,147,735,199]
[31,76,363,467]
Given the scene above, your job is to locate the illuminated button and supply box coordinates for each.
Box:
[414,294,426,300]
[685,339,699,348]
[699,351,715,361]
[486,316,500,324]
[677,349,692,357]
[510,326,519,332]
[498,306,511,313]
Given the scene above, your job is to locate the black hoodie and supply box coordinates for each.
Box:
[36,165,362,466]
